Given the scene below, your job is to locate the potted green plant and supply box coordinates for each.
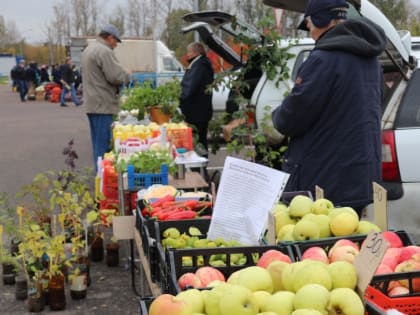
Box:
[121,79,183,124]
[106,236,119,267]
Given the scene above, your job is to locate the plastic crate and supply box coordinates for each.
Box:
[152,219,211,284]
[167,127,193,151]
[166,245,295,295]
[365,301,386,315]
[292,230,415,262]
[365,271,420,315]
[139,297,154,315]
[127,164,168,191]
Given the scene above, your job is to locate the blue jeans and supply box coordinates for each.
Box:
[87,114,114,173]
[60,83,80,105]
[16,80,28,101]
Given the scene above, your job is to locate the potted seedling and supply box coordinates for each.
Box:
[106,236,119,267]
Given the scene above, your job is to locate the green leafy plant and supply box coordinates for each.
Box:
[121,79,183,122]
[116,149,176,175]
[209,15,294,167]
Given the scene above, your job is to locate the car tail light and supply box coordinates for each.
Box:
[382,130,401,181]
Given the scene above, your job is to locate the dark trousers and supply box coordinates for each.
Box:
[16,80,28,101]
[188,121,209,152]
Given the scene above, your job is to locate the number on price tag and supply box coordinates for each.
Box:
[353,230,389,296]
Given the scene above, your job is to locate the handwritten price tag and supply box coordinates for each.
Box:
[354,230,389,296]
[373,182,388,231]
[315,185,324,200]
[266,211,277,245]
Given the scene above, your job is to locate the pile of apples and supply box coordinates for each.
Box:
[274,195,381,242]
[147,249,366,315]
[299,230,420,297]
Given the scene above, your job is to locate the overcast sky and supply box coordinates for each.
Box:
[0,0,119,43]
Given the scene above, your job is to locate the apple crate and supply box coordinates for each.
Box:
[127,164,168,191]
[292,230,415,261]
[152,219,211,284]
[165,244,294,295]
[167,127,193,151]
[365,270,420,315]
[365,301,386,315]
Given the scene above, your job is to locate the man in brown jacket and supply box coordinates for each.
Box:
[81,24,131,172]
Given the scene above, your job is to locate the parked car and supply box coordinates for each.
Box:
[412,36,420,67]
[183,0,420,241]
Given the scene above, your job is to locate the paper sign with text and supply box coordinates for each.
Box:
[207,157,289,245]
[353,230,389,296]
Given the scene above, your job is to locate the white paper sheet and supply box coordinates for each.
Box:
[207,156,290,245]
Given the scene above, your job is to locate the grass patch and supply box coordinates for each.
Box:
[0,76,10,85]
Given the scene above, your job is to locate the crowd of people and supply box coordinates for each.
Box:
[10,59,82,105]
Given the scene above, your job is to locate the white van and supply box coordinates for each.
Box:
[183,0,420,241]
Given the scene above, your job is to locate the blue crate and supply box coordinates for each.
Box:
[127,164,168,191]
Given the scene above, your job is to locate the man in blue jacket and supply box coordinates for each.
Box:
[272,0,386,217]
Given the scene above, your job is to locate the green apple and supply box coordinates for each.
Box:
[356,220,381,234]
[176,288,205,313]
[204,283,234,315]
[266,260,289,292]
[293,284,330,315]
[227,270,242,285]
[271,202,289,214]
[291,310,323,315]
[292,261,332,292]
[253,290,272,312]
[219,284,259,315]
[288,195,314,219]
[275,210,296,235]
[281,261,311,292]
[330,212,359,236]
[261,291,295,315]
[276,224,295,242]
[311,198,334,215]
[237,266,274,293]
[257,313,278,315]
[327,261,357,290]
[292,220,320,241]
[328,207,359,220]
[302,213,331,238]
[326,288,364,315]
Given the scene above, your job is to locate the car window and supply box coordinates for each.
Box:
[162,57,181,72]
[291,50,311,81]
[394,69,420,127]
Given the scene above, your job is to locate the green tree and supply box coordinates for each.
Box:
[370,0,408,29]
[161,9,194,60]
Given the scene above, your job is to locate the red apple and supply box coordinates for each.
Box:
[195,266,225,287]
[329,245,359,263]
[381,231,403,248]
[388,286,410,296]
[381,247,402,271]
[374,263,393,275]
[399,246,420,263]
[328,239,359,259]
[257,249,292,268]
[178,272,202,290]
[149,293,193,315]
[301,246,329,264]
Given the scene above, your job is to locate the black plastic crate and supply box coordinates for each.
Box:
[365,300,386,315]
[166,244,294,295]
[292,230,415,261]
[139,297,154,315]
[150,219,211,284]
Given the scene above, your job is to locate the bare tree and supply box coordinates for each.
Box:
[108,5,125,36]
[126,0,143,36]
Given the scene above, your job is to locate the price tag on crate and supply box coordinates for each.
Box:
[266,211,276,245]
[373,182,388,231]
[353,230,389,296]
[315,185,324,200]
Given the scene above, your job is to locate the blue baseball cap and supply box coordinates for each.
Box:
[101,24,122,42]
[298,0,349,31]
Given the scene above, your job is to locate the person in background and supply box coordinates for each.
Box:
[271,0,386,218]
[12,59,28,102]
[81,24,131,172]
[59,57,81,107]
[39,65,50,83]
[72,64,82,90]
[25,61,39,100]
[179,42,214,157]
[51,64,61,85]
